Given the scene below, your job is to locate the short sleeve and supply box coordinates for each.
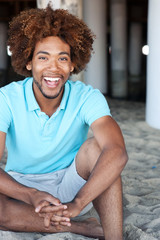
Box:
[80,89,111,126]
[0,91,12,133]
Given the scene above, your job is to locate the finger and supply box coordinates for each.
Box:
[51,221,59,226]
[39,204,67,213]
[35,197,62,213]
[35,200,51,213]
[46,196,62,207]
[59,221,71,227]
[51,220,71,227]
[39,210,68,218]
[62,210,71,217]
[51,214,70,223]
[44,213,52,229]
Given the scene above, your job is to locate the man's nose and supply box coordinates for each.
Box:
[48,59,59,70]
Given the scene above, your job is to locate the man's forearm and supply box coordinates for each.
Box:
[0,168,37,204]
[73,147,127,212]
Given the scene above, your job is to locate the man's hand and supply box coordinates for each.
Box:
[39,209,71,229]
[38,199,83,229]
[28,189,71,229]
[29,188,61,209]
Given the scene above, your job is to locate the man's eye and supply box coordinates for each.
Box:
[59,57,68,61]
[38,56,47,60]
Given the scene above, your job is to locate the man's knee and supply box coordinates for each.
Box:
[78,137,101,160]
[75,137,101,179]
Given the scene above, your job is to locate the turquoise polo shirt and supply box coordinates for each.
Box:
[0,78,111,174]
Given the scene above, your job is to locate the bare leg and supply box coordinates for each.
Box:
[93,177,123,240]
[75,137,123,240]
[0,193,103,238]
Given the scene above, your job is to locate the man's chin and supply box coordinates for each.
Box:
[42,92,60,99]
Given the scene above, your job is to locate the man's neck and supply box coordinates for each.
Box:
[33,87,64,117]
[39,99,61,117]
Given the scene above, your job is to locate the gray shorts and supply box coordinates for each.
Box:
[8,160,92,215]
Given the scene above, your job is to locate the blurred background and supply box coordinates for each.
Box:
[0,0,148,100]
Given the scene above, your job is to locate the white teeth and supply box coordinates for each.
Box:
[44,77,59,82]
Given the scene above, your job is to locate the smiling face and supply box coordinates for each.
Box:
[26,36,74,103]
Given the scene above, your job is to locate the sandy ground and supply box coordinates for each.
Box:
[0,98,160,240]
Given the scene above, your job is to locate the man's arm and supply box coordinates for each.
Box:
[0,131,68,218]
[74,116,127,208]
[65,116,128,217]
[37,116,128,221]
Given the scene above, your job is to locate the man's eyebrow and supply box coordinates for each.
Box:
[36,51,50,55]
[36,51,70,56]
[59,52,70,56]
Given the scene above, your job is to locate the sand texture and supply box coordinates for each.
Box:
[1,98,160,239]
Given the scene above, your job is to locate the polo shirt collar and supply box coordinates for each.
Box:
[25,77,70,112]
[25,77,40,112]
[59,81,70,110]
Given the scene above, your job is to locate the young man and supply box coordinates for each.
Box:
[0,5,128,240]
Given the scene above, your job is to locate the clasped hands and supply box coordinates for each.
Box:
[36,201,71,229]
[31,190,81,229]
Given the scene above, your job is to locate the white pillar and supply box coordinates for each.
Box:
[37,0,82,17]
[128,23,143,99]
[83,0,107,94]
[0,23,8,70]
[37,0,60,9]
[59,0,83,82]
[37,0,83,82]
[110,0,127,98]
[146,0,160,129]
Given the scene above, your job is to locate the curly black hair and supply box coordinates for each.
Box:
[7,5,95,77]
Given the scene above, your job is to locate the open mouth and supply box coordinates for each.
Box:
[44,77,60,82]
[43,77,61,87]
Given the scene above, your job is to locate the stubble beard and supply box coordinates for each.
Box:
[33,78,64,99]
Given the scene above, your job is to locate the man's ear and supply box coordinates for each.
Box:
[26,62,32,71]
[70,64,74,73]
